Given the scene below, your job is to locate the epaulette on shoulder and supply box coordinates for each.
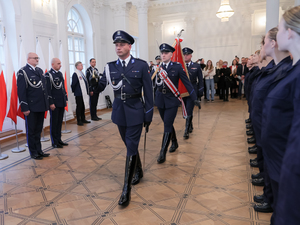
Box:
[135,58,147,64]
[108,60,118,65]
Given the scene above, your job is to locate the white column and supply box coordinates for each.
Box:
[295,0,300,6]
[20,0,35,52]
[241,12,252,57]
[266,0,280,32]
[184,17,196,51]
[111,2,130,31]
[135,1,149,61]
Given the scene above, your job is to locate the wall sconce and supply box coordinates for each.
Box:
[41,0,50,6]
[169,26,179,36]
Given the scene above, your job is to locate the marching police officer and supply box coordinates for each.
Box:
[17,52,50,160]
[155,43,199,164]
[182,47,203,139]
[96,30,153,207]
[45,58,68,148]
[151,55,162,100]
[86,58,102,121]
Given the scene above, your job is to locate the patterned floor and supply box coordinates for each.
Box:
[0,98,272,225]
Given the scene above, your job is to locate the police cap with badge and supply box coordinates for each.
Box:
[159,43,175,53]
[113,30,135,45]
[182,47,193,55]
[155,55,161,60]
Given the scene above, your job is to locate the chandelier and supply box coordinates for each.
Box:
[216,0,234,22]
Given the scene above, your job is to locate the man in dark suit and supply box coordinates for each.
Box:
[45,58,68,148]
[96,30,153,207]
[86,58,102,121]
[71,61,90,126]
[237,57,249,99]
[154,43,199,163]
[17,52,50,160]
[182,47,203,139]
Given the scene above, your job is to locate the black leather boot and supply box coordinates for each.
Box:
[157,132,172,163]
[118,155,137,207]
[189,116,193,133]
[183,116,192,139]
[169,128,178,152]
[132,152,143,185]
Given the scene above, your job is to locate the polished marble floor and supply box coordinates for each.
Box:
[0,98,271,225]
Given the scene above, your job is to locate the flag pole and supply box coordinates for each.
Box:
[61,110,71,134]
[11,123,26,153]
[0,142,9,160]
[40,126,50,142]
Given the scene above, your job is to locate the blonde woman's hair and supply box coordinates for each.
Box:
[268,27,278,42]
[283,6,300,36]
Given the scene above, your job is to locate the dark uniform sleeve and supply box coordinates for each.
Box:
[45,72,54,105]
[197,66,204,97]
[17,70,29,112]
[96,67,108,93]
[142,63,154,123]
[61,73,68,101]
[178,64,197,101]
[86,68,92,92]
[71,72,78,93]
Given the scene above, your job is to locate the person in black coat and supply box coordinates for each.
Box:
[45,58,68,148]
[17,52,50,160]
[219,61,231,101]
[236,57,249,99]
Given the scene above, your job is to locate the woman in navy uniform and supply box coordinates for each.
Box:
[45,58,68,148]
[17,52,50,160]
[155,43,199,164]
[96,30,153,207]
[260,10,297,223]
[274,6,300,225]
[182,47,203,139]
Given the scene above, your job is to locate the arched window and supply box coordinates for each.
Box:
[67,7,86,76]
[0,11,5,73]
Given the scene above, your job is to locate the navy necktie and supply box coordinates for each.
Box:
[122,60,126,70]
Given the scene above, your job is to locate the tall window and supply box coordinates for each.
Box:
[67,7,86,76]
[130,37,139,58]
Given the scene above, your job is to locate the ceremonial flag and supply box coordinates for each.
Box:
[171,37,189,97]
[17,38,26,120]
[59,42,68,111]
[7,73,18,124]
[0,68,7,132]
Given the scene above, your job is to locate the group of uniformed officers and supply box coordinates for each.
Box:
[243,6,300,224]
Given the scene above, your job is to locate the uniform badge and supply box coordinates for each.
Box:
[117,31,121,35]
[112,81,115,85]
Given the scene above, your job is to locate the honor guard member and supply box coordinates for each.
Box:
[71,61,91,126]
[155,43,199,164]
[182,47,204,139]
[17,52,50,160]
[151,55,162,99]
[45,58,68,148]
[95,30,153,207]
[86,58,102,121]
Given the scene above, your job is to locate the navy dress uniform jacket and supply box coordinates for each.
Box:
[275,59,300,225]
[71,71,89,96]
[97,56,153,127]
[86,66,100,93]
[155,62,197,108]
[45,69,68,107]
[187,62,204,97]
[261,56,295,183]
[17,64,49,112]
[247,66,261,113]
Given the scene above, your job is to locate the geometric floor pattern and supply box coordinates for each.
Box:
[0,98,272,225]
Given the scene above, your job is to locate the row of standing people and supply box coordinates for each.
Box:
[243,5,300,225]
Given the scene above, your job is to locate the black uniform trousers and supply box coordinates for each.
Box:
[183,97,194,116]
[50,107,64,145]
[90,92,99,118]
[75,96,86,122]
[158,106,178,133]
[118,124,143,156]
[25,112,45,157]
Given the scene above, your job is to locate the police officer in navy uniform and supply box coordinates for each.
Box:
[95,30,153,207]
[17,52,50,160]
[151,55,161,100]
[155,43,200,164]
[86,58,102,121]
[182,47,203,139]
[45,58,68,148]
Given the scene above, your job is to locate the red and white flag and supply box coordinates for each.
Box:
[0,64,7,132]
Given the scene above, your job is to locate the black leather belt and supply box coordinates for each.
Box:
[115,93,141,100]
[157,88,171,94]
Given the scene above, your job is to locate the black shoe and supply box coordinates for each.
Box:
[254,194,265,203]
[38,152,50,157]
[132,152,143,185]
[83,120,91,123]
[97,116,102,120]
[118,155,137,207]
[248,146,258,154]
[157,132,172,164]
[31,155,43,160]
[169,128,178,152]
[248,144,257,150]
[246,130,254,135]
[250,160,259,167]
[246,124,253,129]
[77,121,84,126]
[251,173,262,179]
[183,116,192,139]
[52,144,63,148]
[254,202,273,213]
[245,118,251,123]
[247,137,256,144]
[252,177,265,186]
[58,141,68,146]
[91,117,99,121]
[250,158,257,163]
[189,116,193,133]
